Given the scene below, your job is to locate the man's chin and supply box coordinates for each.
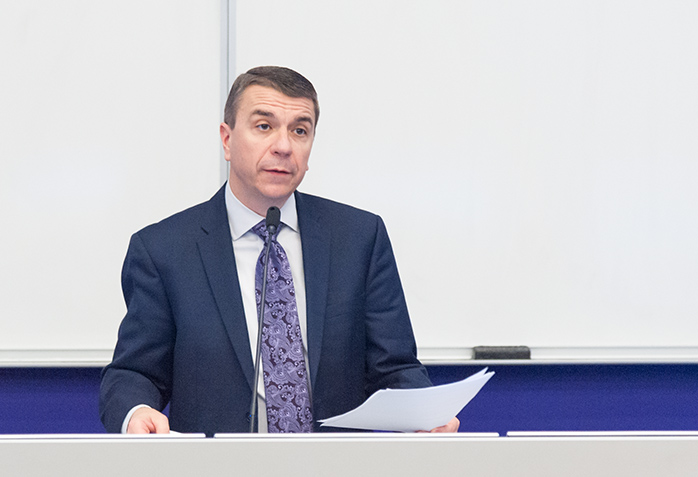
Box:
[259,182,299,198]
[257,188,295,206]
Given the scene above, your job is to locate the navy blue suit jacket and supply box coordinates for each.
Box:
[100,185,431,435]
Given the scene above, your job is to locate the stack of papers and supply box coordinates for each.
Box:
[319,368,494,432]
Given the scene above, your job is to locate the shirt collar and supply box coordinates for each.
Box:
[224,183,299,240]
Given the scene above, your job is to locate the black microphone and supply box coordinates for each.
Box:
[248,206,281,432]
[265,206,281,236]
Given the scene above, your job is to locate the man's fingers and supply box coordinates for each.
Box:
[428,417,460,433]
[127,408,170,434]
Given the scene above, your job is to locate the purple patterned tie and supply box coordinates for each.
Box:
[252,220,313,433]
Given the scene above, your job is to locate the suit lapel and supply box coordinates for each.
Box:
[197,186,255,391]
[296,192,330,388]
[194,188,329,393]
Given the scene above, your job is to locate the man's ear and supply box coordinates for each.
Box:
[220,122,232,161]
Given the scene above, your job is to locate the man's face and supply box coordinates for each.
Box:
[220,85,315,215]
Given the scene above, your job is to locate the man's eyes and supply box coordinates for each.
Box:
[255,123,308,136]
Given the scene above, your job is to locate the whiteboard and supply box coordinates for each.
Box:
[0,1,225,357]
[1,1,697,364]
[233,0,698,359]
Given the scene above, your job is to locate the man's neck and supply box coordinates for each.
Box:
[227,183,292,216]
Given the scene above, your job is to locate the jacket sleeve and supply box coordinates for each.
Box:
[99,232,175,433]
[363,216,432,395]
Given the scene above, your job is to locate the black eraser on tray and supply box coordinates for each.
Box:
[472,346,531,360]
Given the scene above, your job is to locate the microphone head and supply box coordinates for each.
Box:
[265,206,281,235]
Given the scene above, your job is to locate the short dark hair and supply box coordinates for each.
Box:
[223,66,319,129]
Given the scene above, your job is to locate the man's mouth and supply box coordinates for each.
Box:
[264,168,290,175]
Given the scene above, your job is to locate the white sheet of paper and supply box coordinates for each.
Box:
[319,368,494,432]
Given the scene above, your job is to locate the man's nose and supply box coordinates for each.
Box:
[271,131,292,156]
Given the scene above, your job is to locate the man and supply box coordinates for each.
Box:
[100,66,459,435]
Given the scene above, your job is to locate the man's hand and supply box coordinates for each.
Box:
[417,417,460,433]
[126,407,170,434]
[429,417,460,433]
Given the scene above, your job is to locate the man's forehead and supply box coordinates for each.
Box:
[240,85,315,123]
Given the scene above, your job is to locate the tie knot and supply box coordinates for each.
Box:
[251,219,280,241]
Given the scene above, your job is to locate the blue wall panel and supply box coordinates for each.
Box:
[1,365,697,434]
[429,364,698,435]
[0,368,104,434]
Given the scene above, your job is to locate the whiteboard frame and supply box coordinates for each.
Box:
[4,346,698,367]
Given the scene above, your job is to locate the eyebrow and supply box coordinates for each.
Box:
[252,109,314,127]
[252,109,274,119]
[296,115,315,127]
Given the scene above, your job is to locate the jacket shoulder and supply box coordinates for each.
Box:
[296,191,380,224]
[135,186,226,244]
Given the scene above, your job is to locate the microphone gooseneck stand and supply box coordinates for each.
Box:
[248,206,281,433]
